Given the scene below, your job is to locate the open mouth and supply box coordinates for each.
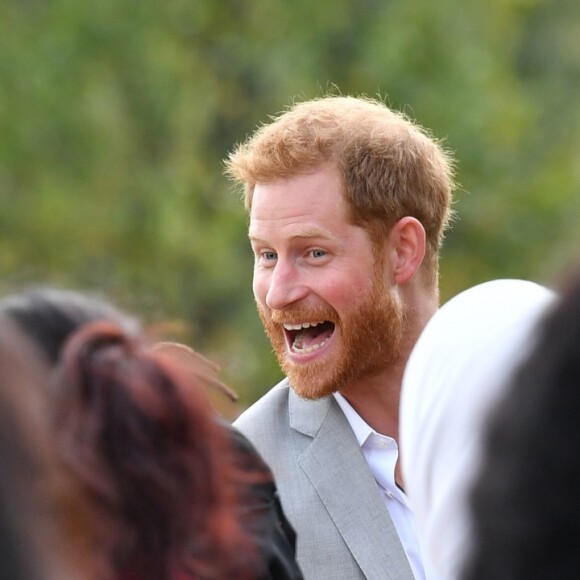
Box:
[282,321,335,354]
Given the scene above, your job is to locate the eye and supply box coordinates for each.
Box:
[310,249,327,259]
[257,250,277,266]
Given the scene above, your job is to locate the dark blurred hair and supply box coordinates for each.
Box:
[1,288,252,579]
[462,270,580,580]
[0,288,139,365]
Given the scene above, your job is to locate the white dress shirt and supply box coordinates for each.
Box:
[334,392,436,580]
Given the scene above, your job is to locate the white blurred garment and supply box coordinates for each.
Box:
[400,279,556,580]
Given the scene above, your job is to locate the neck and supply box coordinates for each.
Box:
[339,361,405,440]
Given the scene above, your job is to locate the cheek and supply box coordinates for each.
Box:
[322,274,373,308]
[252,274,268,305]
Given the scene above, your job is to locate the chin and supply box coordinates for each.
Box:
[290,382,336,400]
[284,362,341,400]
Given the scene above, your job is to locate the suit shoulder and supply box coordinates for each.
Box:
[234,378,291,437]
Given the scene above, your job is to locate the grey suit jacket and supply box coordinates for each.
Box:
[234,378,415,580]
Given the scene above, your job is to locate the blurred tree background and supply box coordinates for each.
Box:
[1,0,579,414]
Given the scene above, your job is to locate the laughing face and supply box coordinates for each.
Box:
[250,164,405,399]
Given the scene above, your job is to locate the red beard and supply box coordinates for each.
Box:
[257,274,405,399]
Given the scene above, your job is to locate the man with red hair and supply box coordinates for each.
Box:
[226,95,456,579]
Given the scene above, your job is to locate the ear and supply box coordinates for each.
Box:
[388,217,426,285]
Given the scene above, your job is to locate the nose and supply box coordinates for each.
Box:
[261,260,308,311]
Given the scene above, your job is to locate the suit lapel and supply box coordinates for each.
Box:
[290,389,414,580]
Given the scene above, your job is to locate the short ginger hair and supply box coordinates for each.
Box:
[225,95,456,289]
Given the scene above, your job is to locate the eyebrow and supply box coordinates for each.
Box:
[248,228,335,244]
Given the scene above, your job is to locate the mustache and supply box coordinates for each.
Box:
[267,304,339,325]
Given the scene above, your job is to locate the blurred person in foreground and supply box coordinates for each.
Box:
[0,319,94,580]
[225,94,456,579]
[0,288,303,580]
[462,269,580,579]
[399,279,556,580]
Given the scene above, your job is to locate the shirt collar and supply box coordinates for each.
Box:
[333,391,374,447]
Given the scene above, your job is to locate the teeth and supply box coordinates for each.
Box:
[293,338,329,354]
[282,321,322,330]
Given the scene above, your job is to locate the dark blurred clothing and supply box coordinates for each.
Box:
[227,423,304,580]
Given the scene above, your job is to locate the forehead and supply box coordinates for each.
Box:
[249,165,350,237]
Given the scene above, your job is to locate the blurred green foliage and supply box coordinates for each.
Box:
[1,0,579,411]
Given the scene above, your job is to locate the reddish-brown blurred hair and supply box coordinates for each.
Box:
[55,322,253,579]
[0,320,96,580]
